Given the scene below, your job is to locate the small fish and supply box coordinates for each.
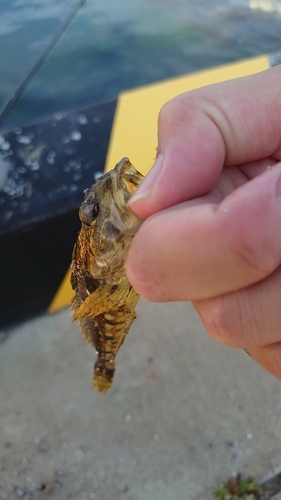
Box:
[71,158,144,392]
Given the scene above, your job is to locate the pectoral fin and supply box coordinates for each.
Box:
[72,286,133,320]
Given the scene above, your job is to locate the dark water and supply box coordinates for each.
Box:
[1,0,281,131]
[0,0,80,119]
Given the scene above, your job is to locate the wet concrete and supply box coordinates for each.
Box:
[1,299,281,499]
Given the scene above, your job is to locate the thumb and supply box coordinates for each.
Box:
[128,66,281,219]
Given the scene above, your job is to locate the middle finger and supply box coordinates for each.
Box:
[193,265,281,349]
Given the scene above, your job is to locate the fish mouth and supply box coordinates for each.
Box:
[114,158,144,234]
[115,157,144,196]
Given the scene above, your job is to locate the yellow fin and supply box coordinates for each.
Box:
[72,286,132,320]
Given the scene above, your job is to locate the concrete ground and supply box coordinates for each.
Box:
[1,299,281,500]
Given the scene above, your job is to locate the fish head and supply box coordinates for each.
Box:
[78,157,144,278]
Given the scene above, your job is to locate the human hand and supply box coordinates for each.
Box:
[126,64,281,379]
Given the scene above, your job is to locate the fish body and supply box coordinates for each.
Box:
[71,158,143,392]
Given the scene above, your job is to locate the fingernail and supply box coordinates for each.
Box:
[128,154,163,206]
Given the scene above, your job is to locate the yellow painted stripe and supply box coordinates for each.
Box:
[49,54,270,313]
[105,55,269,175]
[48,268,73,313]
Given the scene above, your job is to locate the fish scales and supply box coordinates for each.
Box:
[70,158,143,392]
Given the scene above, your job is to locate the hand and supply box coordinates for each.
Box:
[126,64,281,379]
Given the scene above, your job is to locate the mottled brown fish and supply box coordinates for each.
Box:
[70,158,144,392]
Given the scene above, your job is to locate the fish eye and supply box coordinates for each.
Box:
[80,202,99,225]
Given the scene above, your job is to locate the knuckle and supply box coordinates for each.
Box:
[233,234,274,279]
[194,294,245,348]
[158,92,198,128]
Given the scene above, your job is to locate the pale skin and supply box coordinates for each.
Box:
[126,64,281,380]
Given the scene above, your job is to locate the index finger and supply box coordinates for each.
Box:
[127,162,281,302]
